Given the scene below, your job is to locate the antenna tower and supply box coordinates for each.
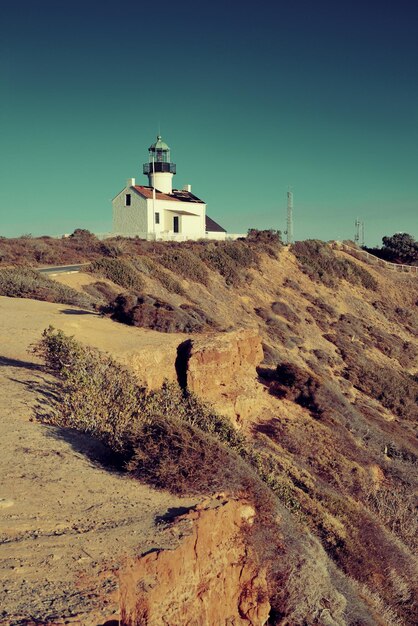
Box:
[354,218,365,247]
[286,189,294,244]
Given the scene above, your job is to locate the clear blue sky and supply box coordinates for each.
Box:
[1,0,417,245]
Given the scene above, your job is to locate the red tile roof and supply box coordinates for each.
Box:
[133,186,205,204]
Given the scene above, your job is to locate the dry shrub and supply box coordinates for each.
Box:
[158,248,209,285]
[127,415,254,496]
[200,243,241,285]
[0,230,103,267]
[271,300,301,325]
[0,267,95,309]
[292,240,378,290]
[270,532,347,626]
[271,362,323,415]
[199,240,258,286]
[247,228,282,245]
[344,357,418,421]
[246,229,282,258]
[261,342,282,366]
[283,277,300,291]
[312,349,339,368]
[255,309,303,348]
[105,293,212,333]
[365,485,418,551]
[32,327,145,454]
[373,300,418,337]
[330,313,418,367]
[306,296,338,331]
[82,280,119,304]
[130,255,185,295]
[87,257,145,292]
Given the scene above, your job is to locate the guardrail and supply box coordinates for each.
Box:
[332,242,418,274]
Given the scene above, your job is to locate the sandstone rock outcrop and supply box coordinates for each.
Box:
[118,496,270,626]
[184,329,265,423]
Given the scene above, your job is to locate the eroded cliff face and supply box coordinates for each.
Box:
[25,499,270,626]
[185,329,267,423]
[118,496,270,626]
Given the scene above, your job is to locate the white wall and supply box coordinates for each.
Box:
[148,172,174,194]
[205,231,227,241]
[113,186,208,240]
[112,187,148,235]
[149,199,206,240]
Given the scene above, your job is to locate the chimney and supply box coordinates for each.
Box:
[127,177,136,187]
[183,184,192,193]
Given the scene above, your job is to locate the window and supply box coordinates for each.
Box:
[173,216,179,233]
[155,212,160,225]
[125,193,131,206]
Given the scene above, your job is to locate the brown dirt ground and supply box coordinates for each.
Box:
[0,297,197,624]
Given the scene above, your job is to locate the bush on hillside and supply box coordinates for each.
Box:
[127,415,254,495]
[87,257,145,292]
[104,293,211,332]
[268,362,324,416]
[255,308,303,348]
[158,248,209,285]
[326,311,418,371]
[292,240,378,290]
[0,268,95,309]
[130,255,186,295]
[247,228,282,244]
[200,241,258,286]
[344,358,418,422]
[82,280,120,304]
[271,300,301,325]
[32,326,145,453]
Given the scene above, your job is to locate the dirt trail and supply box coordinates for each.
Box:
[0,297,197,624]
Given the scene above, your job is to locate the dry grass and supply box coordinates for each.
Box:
[0,267,96,308]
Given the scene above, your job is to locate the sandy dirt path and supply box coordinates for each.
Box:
[0,297,197,624]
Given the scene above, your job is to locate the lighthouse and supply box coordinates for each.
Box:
[112,134,232,240]
[143,135,176,194]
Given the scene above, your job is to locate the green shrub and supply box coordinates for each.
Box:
[0,268,95,309]
[87,257,145,292]
[158,248,209,285]
[292,240,378,290]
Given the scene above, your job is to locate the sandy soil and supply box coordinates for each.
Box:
[0,297,197,624]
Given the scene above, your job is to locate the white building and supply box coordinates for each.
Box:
[112,136,229,241]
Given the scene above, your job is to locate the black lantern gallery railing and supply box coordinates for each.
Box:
[143,162,176,175]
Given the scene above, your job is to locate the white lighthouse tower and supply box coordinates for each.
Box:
[143,135,176,194]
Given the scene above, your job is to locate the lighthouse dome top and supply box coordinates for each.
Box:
[149,135,170,151]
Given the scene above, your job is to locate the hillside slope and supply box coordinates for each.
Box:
[1,239,417,625]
